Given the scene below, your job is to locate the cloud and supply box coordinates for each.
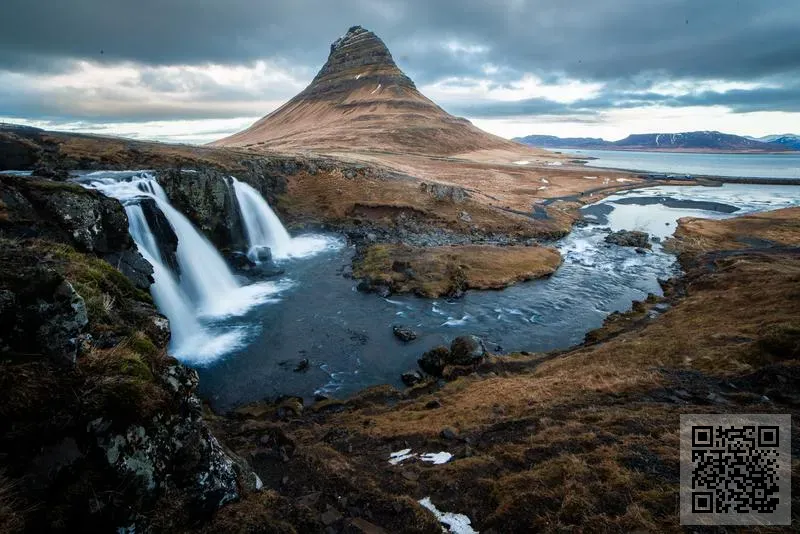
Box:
[1,1,798,83]
[0,0,798,136]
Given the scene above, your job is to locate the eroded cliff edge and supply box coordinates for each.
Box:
[0,174,260,532]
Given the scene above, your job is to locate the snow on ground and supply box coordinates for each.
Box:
[388,449,454,466]
[420,452,453,465]
[547,161,563,166]
[419,497,478,534]
[389,449,415,465]
[513,160,530,165]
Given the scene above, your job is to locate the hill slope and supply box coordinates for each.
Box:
[212,26,524,155]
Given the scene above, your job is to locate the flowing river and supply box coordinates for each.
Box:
[73,171,800,412]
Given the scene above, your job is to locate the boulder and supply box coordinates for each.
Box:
[447,335,486,366]
[420,182,468,203]
[401,370,423,386]
[250,245,273,264]
[418,346,450,377]
[604,230,652,249]
[392,325,418,342]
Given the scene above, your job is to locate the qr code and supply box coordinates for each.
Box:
[680,414,791,525]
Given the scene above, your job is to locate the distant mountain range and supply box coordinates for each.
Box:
[514,131,800,152]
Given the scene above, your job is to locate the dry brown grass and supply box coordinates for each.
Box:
[669,207,800,254]
[353,243,562,297]
[280,167,574,238]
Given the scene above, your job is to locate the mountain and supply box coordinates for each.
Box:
[762,134,800,150]
[513,134,610,148]
[213,26,522,155]
[516,130,797,152]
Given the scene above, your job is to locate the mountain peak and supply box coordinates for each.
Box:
[212,26,523,155]
[304,25,415,100]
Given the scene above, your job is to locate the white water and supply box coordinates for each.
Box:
[79,171,290,363]
[232,178,293,260]
[230,177,339,261]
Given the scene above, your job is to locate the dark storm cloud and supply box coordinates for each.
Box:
[1,0,799,123]
[2,0,799,83]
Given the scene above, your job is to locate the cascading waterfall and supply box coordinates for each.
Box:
[79,171,288,363]
[125,203,204,347]
[231,178,292,260]
[230,177,337,261]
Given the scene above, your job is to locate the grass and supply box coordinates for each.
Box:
[354,243,562,297]
[210,206,800,533]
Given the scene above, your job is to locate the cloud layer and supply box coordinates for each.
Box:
[1,0,799,140]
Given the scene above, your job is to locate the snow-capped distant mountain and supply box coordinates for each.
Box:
[762,134,800,150]
[515,131,799,152]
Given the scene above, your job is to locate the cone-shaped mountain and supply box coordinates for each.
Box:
[213,26,521,155]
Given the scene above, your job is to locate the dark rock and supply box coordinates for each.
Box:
[223,250,255,271]
[440,427,459,440]
[635,247,648,254]
[32,164,69,181]
[447,335,487,366]
[294,359,310,373]
[277,397,304,418]
[320,506,343,526]
[0,130,42,170]
[418,346,449,377]
[401,370,423,386]
[424,399,442,409]
[139,198,180,274]
[156,169,247,250]
[392,325,418,342]
[604,230,652,249]
[420,182,468,203]
[250,245,273,263]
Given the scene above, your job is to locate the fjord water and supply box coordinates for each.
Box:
[196,182,800,411]
[560,149,800,179]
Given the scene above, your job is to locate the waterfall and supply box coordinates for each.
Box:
[124,203,204,348]
[231,178,293,260]
[87,174,240,314]
[78,171,291,364]
[230,177,338,261]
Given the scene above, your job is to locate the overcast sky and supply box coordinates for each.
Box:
[1,0,799,143]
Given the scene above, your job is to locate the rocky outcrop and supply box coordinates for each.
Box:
[604,229,652,249]
[448,335,487,365]
[0,175,255,532]
[155,160,291,250]
[420,182,469,203]
[0,174,154,289]
[156,169,246,250]
[140,197,180,274]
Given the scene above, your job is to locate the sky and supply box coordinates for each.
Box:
[1,0,799,144]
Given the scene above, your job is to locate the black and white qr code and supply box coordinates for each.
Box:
[680,414,791,525]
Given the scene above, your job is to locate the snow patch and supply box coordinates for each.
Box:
[420,452,453,465]
[370,84,382,95]
[546,161,563,166]
[513,160,530,165]
[419,497,478,534]
[389,449,415,465]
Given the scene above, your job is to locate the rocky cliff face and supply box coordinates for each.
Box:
[0,174,255,533]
